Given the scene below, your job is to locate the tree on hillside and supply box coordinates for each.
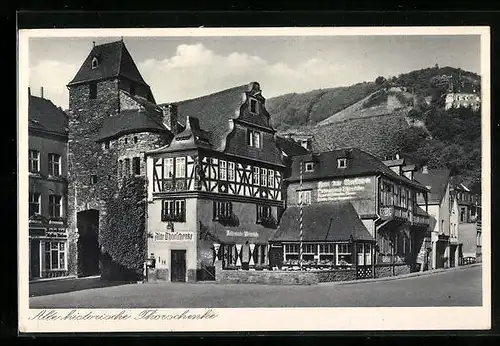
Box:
[375,76,387,86]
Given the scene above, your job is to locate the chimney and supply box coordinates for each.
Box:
[161,104,178,135]
[93,41,96,48]
[40,87,44,99]
[28,87,31,96]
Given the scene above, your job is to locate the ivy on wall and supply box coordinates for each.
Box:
[100,176,147,280]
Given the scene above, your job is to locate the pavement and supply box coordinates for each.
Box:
[29,264,482,308]
[29,275,135,297]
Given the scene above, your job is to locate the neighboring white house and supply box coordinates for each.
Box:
[449,195,461,267]
[415,167,452,269]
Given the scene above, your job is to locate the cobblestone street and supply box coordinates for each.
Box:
[29,265,482,308]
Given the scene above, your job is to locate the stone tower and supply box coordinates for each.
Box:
[66,40,171,277]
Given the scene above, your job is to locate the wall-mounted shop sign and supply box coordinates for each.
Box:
[226,230,259,238]
[154,232,194,242]
[317,177,375,202]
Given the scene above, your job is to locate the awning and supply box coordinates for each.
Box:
[271,201,375,243]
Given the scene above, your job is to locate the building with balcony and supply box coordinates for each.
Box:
[28,90,69,280]
[414,167,454,270]
[444,93,481,111]
[270,148,430,277]
[145,82,290,282]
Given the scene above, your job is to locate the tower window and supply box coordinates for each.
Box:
[89,82,97,99]
[133,136,138,144]
[133,157,141,175]
[91,57,99,69]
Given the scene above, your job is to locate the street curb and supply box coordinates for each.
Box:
[320,263,482,286]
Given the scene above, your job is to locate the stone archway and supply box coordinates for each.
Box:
[77,209,100,277]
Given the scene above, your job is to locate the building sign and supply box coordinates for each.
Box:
[317,177,374,202]
[226,230,259,238]
[154,232,194,242]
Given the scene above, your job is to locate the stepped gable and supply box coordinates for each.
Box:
[68,40,149,87]
[28,95,68,136]
[272,202,374,242]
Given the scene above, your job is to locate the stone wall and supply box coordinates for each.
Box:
[374,264,411,278]
[216,267,357,285]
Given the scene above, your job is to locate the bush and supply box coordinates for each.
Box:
[100,176,147,281]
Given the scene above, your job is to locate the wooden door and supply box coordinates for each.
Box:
[171,250,186,282]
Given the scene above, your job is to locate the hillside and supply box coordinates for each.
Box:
[271,66,481,187]
[267,82,378,131]
[267,66,480,131]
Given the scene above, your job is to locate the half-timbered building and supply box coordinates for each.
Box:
[145,82,287,282]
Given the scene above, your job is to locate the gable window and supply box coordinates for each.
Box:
[29,150,40,173]
[48,153,61,176]
[49,195,62,218]
[227,161,235,181]
[337,158,347,169]
[305,162,315,172]
[261,168,267,187]
[298,190,312,205]
[213,201,232,220]
[268,170,275,188]
[248,129,261,148]
[89,82,97,99]
[256,205,272,224]
[253,166,260,185]
[29,193,41,216]
[91,56,99,69]
[162,199,186,222]
[175,157,186,178]
[249,98,258,114]
[219,160,227,181]
[132,157,141,175]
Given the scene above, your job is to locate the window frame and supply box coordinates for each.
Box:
[29,150,40,173]
[91,57,99,69]
[48,153,61,177]
[336,243,352,266]
[248,129,262,148]
[175,157,186,179]
[161,199,186,222]
[29,193,41,216]
[249,98,258,114]
[253,166,260,185]
[48,194,62,219]
[305,162,315,172]
[256,204,272,224]
[44,241,67,271]
[298,189,312,205]
[268,170,275,188]
[227,161,235,181]
[219,160,227,181]
[213,201,233,220]
[337,158,347,169]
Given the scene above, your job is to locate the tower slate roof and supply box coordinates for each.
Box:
[67,40,149,87]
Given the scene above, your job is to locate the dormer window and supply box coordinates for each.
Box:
[300,139,311,150]
[91,57,99,69]
[305,162,315,172]
[337,158,347,169]
[249,98,258,114]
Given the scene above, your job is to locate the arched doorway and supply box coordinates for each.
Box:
[77,209,100,277]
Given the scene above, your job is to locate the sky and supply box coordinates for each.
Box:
[28,34,481,109]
